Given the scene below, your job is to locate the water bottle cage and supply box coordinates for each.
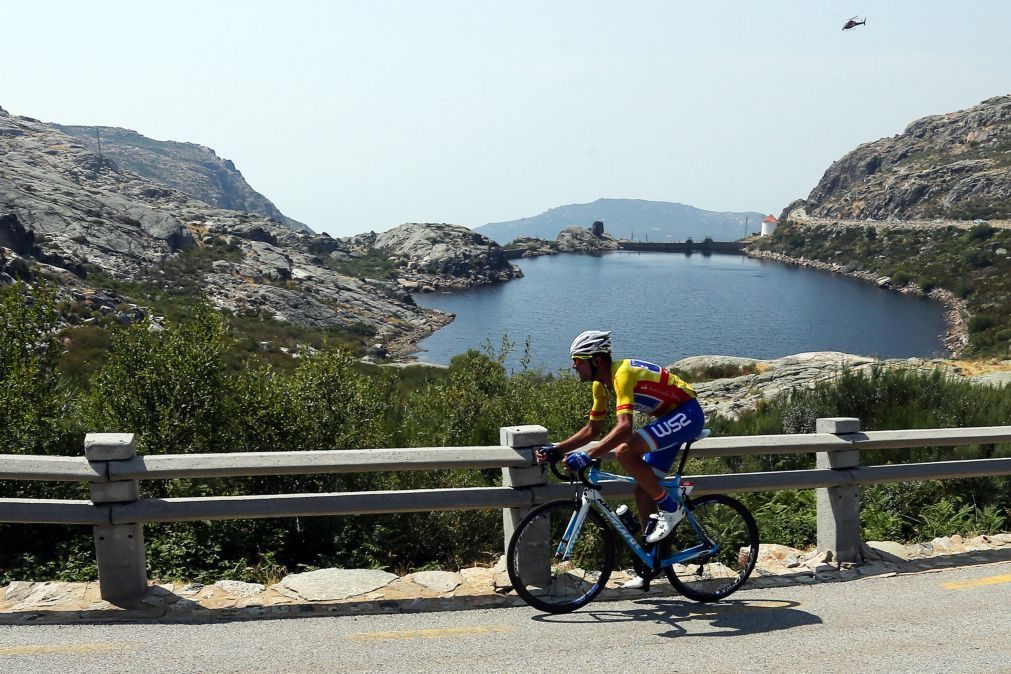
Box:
[615,505,641,535]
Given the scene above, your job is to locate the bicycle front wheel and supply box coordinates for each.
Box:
[506,499,615,613]
[664,494,759,602]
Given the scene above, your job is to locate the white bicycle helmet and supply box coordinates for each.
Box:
[569,330,612,357]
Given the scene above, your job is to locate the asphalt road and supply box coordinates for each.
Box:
[1,561,1009,673]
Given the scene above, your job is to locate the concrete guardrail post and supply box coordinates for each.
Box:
[500,425,549,583]
[85,433,148,604]
[815,417,863,564]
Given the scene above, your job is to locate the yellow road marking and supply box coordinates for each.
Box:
[0,643,126,656]
[734,600,795,609]
[943,574,1011,590]
[349,626,513,641]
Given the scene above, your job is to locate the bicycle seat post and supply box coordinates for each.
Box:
[675,428,710,475]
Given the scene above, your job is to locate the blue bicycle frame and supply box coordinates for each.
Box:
[556,467,716,570]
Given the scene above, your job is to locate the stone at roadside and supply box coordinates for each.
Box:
[4,581,34,604]
[406,571,463,594]
[907,542,935,557]
[213,580,266,597]
[990,533,1011,546]
[459,566,496,591]
[273,568,398,602]
[756,541,808,573]
[491,555,512,592]
[866,540,913,561]
[929,536,965,553]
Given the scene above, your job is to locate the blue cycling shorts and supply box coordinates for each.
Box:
[636,398,705,474]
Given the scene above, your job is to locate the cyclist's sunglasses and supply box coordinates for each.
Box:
[572,355,594,361]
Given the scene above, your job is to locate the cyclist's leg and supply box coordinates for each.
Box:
[636,400,706,507]
[615,433,666,528]
[633,483,656,531]
[639,399,706,480]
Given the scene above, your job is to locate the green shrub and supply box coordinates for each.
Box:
[0,282,80,457]
[968,315,995,333]
[968,223,996,242]
[891,270,912,286]
[84,304,236,457]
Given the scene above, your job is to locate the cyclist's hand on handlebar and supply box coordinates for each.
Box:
[563,450,592,471]
[535,443,559,464]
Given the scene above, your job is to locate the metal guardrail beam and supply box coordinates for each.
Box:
[845,427,1011,450]
[108,446,529,481]
[85,457,1011,525]
[853,458,1011,484]
[0,498,106,525]
[6,427,1011,484]
[0,455,103,482]
[108,487,530,523]
[584,433,855,459]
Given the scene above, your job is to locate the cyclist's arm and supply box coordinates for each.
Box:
[554,418,606,454]
[550,379,610,454]
[583,361,636,457]
[585,413,634,458]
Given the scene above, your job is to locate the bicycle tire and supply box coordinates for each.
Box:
[506,499,615,613]
[664,494,759,602]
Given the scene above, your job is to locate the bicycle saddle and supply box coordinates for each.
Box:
[692,429,712,442]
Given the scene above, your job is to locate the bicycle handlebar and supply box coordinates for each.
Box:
[544,455,601,490]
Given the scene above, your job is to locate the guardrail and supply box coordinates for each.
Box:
[2,418,1011,604]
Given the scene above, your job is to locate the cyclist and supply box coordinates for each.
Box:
[536,330,705,550]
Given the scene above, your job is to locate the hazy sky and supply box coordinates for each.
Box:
[3,1,1010,237]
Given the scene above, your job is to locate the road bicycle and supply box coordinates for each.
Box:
[506,430,759,613]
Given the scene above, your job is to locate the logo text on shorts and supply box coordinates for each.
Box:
[651,412,691,438]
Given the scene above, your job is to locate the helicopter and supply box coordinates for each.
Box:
[842,15,867,30]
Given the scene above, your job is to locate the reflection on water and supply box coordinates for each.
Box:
[412,252,947,372]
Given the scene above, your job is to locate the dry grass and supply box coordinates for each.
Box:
[949,358,1011,376]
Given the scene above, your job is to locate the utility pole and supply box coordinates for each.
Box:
[95,128,103,157]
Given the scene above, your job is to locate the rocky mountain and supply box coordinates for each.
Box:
[799,95,1011,221]
[348,223,521,291]
[52,124,311,232]
[0,105,461,355]
[477,198,762,244]
[556,225,621,254]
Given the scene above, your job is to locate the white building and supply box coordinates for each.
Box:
[761,214,778,236]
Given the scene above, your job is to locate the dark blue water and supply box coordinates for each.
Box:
[412,252,948,372]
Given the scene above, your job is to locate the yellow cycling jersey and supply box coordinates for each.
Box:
[589,359,696,420]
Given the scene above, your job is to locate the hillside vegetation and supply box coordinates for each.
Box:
[1,282,1008,584]
[751,221,1011,356]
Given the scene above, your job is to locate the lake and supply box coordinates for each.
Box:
[411,252,948,372]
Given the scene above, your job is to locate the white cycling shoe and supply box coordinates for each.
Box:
[645,507,685,544]
[621,575,646,590]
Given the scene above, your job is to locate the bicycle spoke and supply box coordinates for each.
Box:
[507,500,614,613]
[664,495,759,602]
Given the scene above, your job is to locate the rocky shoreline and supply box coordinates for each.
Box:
[746,248,969,357]
[670,351,1011,420]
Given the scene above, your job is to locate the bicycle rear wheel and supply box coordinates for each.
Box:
[506,499,615,613]
[664,494,759,602]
